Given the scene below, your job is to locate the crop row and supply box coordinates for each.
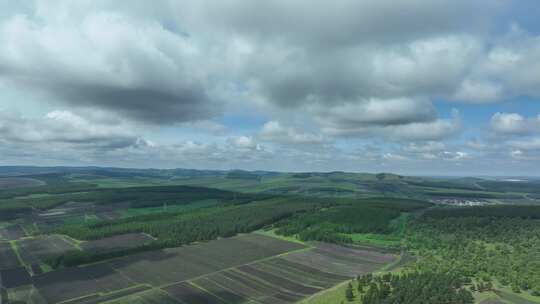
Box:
[160,244,396,304]
[30,234,304,303]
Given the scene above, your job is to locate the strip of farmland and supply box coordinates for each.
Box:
[19,234,396,303]
[122,243,397,304]
[31,234,306,303]
[162,244,397,304]
[0,267,32,289]
[17,235,78,265]
[281,244,395,277]
[0,242,20,269]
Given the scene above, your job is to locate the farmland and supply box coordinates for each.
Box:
[12,233,396,304]
[0,177,45,189]
[0,242,20,269]
[0,166,539,303]
[17,235,78,265]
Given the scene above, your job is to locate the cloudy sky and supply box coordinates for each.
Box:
[1,0,539,175]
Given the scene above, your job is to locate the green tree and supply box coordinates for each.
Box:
[345,283,354,301]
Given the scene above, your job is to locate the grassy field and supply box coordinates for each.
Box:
[347,233,402,248]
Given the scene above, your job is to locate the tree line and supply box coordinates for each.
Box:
[344,272,474,304]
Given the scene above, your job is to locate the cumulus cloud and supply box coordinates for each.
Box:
[0,0,509,126]
[403,141,446,153]
[259,121,326,145]
[200,0,500,46]
[320,103,460,141]
[452,25,540,102]
[399,141,471,161]
[230,136,260,150]
[0,109,274,167]
[490,112,540,135]
[0,9,218,124]
[319,98,436,127]
[452,79,503,103]
[0,1,539,174]
[0,109,137,148]
[508,138,540,151]
[509,146,540,161]
[381,111,461,141]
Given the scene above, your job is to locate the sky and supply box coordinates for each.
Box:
[0,0,540,176]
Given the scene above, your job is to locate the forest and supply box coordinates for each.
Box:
[0,183,267,220]
[47,197,428,267]
[274,198,429,244]
[405,205,540,297]
[346,272,474,304]
[49,197,316,267]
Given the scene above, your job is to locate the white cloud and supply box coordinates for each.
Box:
[322,108,460,141]
[441,151,471,161]
[383,153,408,161]
[259,121,326,145]
[452,25,540,102]
[183,120,227,134]
[0,1,539,174]
[230,136,260,150]
[509,137,540,151]
[0,109,136,146]
[466,140,489,150]
[490,112,540,135]
[453,79,503,103]
[320,98,436,127]
[0,9,218,124]
[381,113,461,141]
[404,141,446,153]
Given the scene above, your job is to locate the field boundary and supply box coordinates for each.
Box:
[9,240,25,266]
